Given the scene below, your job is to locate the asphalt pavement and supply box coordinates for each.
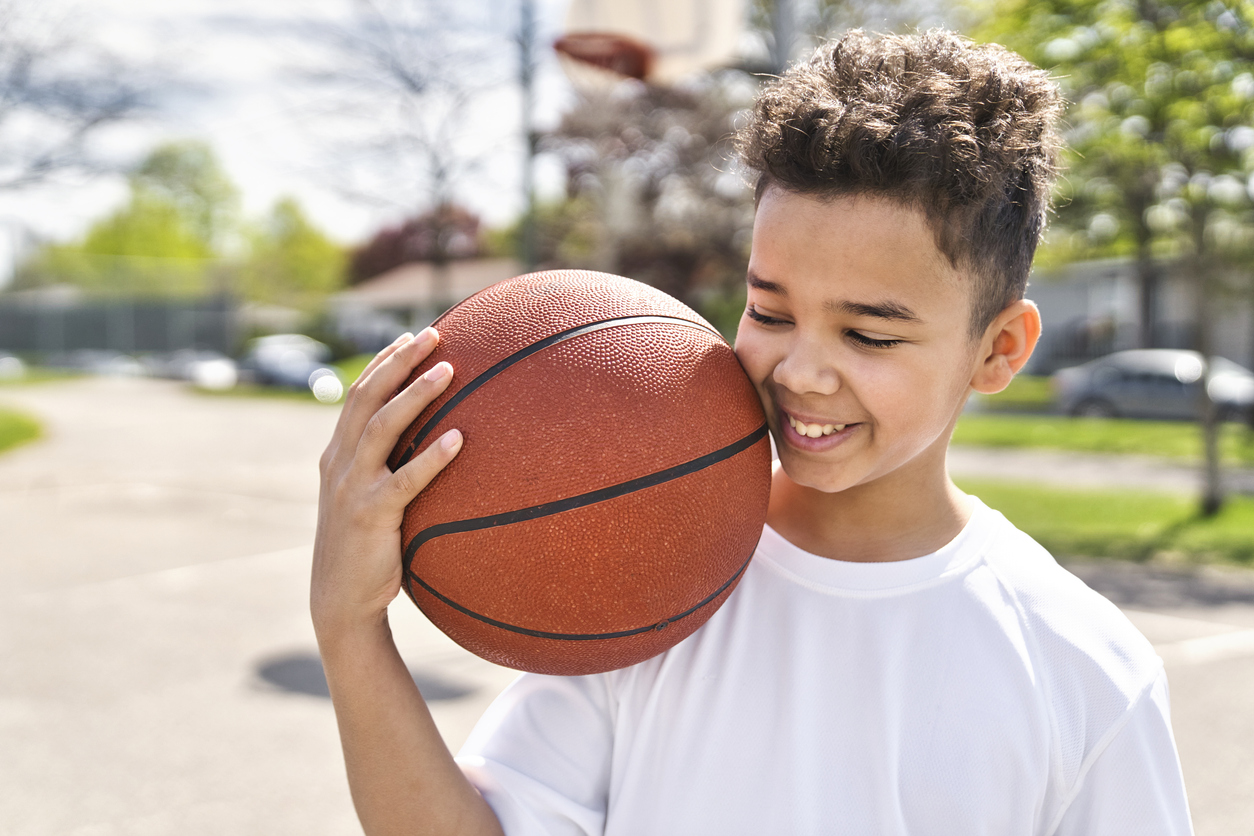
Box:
[1,378,1251,835]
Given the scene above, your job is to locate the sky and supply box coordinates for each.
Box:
[0,0,576,283]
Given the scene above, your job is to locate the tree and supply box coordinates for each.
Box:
[347,204,483,285]
[238,198,346,309]
[301,0,508,215]
[14,142,237,297]
[131,141,239,251]
[0,0,150,189]
[978,0,1254,514]
[742,0,956,74]
[540,76,757,312]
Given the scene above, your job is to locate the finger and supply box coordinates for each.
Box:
[342,330,420,414]
[340,329,439,449]
[329,332,414,446]
[357,332,414,385]
[387,428,463,508]
[357,360,455,465]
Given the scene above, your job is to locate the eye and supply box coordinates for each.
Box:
[745,305,789,326]
[847,331,902,349]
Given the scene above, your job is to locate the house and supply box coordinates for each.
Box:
[1026,258,1254,374]
[329,257,524,351]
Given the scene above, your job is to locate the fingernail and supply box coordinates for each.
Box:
[395,332,414,345]
[422,361,451,382]
[413,328,436,348]
[440,429,462,451]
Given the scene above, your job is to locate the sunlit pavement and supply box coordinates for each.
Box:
[950,444,1254,495]
[0,377,1250,834]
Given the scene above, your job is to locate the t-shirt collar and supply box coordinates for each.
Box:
[754,497,996,595]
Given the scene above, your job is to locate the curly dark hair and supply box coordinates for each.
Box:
[736,30,1063,337]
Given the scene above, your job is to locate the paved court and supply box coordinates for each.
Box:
[1,378,1251,834]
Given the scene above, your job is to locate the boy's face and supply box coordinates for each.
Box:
[735,187,984,495]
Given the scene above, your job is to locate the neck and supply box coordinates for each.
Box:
[765,441,972,563]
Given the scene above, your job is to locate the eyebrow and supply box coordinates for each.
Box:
[746,272,786,295]
[827,300,922,323]
[746,271,922,324]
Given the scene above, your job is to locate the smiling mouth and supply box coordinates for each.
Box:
[786,414,847,438]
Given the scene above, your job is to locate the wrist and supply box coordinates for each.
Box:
[311,601,393,655]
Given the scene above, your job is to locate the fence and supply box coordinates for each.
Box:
[0,296,237,355]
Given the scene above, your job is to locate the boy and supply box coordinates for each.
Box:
[311,30,1193,835]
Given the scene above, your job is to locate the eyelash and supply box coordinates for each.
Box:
[847,332,903,349]
[745,305,786,326]
[745,305,903,349]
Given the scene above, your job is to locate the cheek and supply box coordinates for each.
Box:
[868,353,972,442]
[859,356,955,426]
[733,328,771,384]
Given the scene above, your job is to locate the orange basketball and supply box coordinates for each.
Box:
[389,270,771,675]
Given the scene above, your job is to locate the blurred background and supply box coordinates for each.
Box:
[3,0,1254,833]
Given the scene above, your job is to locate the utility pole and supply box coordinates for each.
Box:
[519,0,539,271]
[769,0,797,75]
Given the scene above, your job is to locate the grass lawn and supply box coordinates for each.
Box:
[193,355,376,405]
[0,407,42,455]
[957,478,1254,565]
[954,413,1254,466]
[969,374,1054,412]
[336,354,373,386]
[0,368,83,386]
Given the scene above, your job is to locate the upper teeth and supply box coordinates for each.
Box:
[788,415,846,438]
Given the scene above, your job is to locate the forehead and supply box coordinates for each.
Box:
[748,188,968,312]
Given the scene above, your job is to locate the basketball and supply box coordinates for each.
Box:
[388,270,771,675]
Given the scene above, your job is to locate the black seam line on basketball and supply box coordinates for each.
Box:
[404,423,767,564]
[392,314,727,469]
[407,547,754,642]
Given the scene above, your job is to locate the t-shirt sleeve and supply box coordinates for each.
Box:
[1050,668,1193,836]
[455,672,616,836]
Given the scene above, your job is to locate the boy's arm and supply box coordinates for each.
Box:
[1050,668,1193,836]
[311,329,504,836]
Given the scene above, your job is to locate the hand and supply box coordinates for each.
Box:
[311,328,463,636]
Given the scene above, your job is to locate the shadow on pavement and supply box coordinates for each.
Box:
[255,652,480,701]
[1068,560,1254,609]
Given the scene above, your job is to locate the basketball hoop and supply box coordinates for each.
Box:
[555,32,655,81]
[558,0,743,87]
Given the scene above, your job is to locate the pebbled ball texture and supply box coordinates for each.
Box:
[390,270,771,676]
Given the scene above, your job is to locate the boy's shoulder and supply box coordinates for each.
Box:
[971,498,1162,711]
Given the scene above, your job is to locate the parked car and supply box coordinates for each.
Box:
[47,350,145,378]
[144,349,240,391]
[239,334,342,392]
[1052,349,1254,420]
[0,352,24,380]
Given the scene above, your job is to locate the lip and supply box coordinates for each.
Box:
[778,408,858,452]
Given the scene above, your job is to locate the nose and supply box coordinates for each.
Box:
[772,336,840,396]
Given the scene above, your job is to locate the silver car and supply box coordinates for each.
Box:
[1052,349,1254,420]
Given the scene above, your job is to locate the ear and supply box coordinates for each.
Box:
[970,300,1041,395]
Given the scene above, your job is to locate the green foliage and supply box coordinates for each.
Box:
[699,285,748,341]
[13,143,342,307]
[13,141,238,297]
[956,478,1254,564]
[237,198,346,309]
[0,407,41,455]
[953,413,1254,464]
[968,374,1055,412]
[132,140,240,249]
[484,197,607,270]
[976,0,1254,268]
[335,353,374,386]
[15,190,215,295]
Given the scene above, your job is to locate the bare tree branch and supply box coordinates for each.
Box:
[293,0,514,218]
[0,0,152,190]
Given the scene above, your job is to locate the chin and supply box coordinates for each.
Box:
[776,453,859,494]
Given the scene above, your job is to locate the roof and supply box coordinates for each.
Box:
[332,258,524,309]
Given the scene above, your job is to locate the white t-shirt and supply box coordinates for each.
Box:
[457,498,1193,835]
